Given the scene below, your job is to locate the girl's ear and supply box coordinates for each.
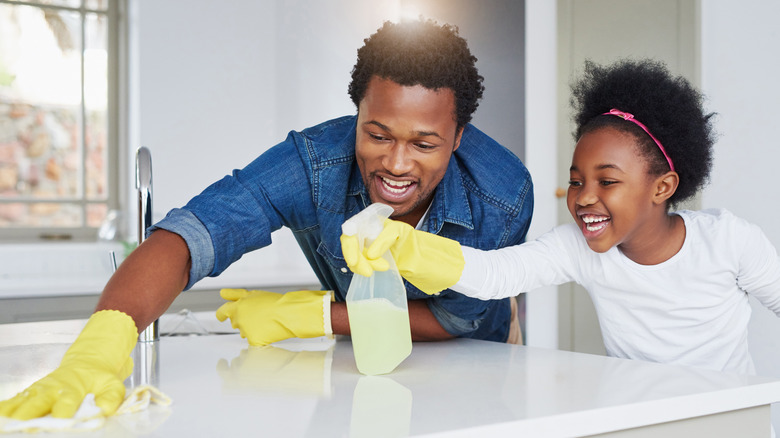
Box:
[653,171,679,205]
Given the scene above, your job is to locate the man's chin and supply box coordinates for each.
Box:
[367,188,430,220]
[389,201,431,222]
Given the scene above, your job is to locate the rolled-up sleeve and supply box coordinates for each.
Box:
[148,208,216,291]
[427,294,488,336]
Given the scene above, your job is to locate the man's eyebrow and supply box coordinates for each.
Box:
[363,120,444,140]
[364,120,392,132]
[415,129,444,140]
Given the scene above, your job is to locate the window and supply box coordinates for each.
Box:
[0,0,123,241]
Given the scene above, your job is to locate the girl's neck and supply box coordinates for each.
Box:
[618,213,686,265]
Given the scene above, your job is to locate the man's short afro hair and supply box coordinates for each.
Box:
[348,18,484,130]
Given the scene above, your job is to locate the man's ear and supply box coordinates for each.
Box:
[453,127,464,152]
[653,171,679,205]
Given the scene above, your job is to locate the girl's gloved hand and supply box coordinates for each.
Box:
[216,289,333,346]
[341,219,465,295]
[0,310,138,420]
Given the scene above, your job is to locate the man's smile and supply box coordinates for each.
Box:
[376,175,417,201]
[381,176,414,193]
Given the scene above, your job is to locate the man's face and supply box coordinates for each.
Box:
[355,76,462,226]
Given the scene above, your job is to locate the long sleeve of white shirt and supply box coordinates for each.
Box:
[455,224,581,300]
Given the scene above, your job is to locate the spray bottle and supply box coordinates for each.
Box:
[342,203,412,375]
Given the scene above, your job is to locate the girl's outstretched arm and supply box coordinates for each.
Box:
[455,225,580,300]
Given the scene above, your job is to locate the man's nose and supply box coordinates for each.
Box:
[383,143,413,175]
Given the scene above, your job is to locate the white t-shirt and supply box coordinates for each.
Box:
[456,209,780,374]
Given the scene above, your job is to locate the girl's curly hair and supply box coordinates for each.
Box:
[570,59,716,207]
[348,19,484,130]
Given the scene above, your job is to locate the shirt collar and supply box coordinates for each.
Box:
[425,156,474,234]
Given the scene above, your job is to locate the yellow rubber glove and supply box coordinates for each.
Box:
[0,310,137,420]
[215,289,333,347]
[341,219,465,295]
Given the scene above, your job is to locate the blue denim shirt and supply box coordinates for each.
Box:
[151,115,533,342]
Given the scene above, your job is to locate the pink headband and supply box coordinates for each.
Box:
[603,108,674,172]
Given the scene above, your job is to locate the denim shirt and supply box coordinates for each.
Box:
[151,115,533,342]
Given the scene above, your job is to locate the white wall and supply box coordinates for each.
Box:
[700,0,780,431]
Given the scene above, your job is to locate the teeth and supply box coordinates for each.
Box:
[581,215,609,232]
[586,222,607,232]
[381,177,412,194]
[582,215,609,224]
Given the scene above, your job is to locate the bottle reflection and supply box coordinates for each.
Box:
[349,376,412,438]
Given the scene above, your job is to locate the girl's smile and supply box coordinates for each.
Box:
[580,213,611,236]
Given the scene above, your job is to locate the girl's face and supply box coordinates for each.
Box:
[566,127,663,254]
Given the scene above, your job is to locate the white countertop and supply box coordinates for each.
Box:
[1,313,779,437]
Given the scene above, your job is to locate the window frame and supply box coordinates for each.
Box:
[0,0,126,242]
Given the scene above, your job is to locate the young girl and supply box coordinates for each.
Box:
[342,58,780,375]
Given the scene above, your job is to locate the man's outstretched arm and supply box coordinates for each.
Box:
[95,229,191,333]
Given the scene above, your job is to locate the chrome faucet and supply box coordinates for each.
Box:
[135,146,158,342]
[131,146,160,388]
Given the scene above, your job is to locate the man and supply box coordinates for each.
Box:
[0,19,533,420]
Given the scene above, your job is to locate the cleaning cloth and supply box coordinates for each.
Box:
[0,385,171,434]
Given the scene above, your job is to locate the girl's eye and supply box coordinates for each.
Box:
[568,180,582,187]
[600,180,617,186]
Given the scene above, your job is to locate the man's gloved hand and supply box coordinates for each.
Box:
[0,310,138,420]
[215,289,333,347]
[341,218,465,295]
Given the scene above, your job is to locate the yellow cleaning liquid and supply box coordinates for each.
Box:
[347,297,412,375]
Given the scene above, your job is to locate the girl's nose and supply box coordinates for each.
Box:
[575,185,598,206]
[383,143,413,175]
